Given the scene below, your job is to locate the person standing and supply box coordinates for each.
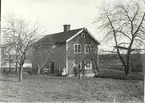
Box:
[62,67,66,76]
[74,64,77,77]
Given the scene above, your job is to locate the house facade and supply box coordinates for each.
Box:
[32,25,100,76]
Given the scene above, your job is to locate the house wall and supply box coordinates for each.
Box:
[67,31,98,76]
[32,44,66,75]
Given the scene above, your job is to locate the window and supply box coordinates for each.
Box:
[85,61,92,69]
[85,44,92,54]
[74,44,81,53]
[81,33,85,38]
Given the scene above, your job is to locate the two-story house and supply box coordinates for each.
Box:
[32,25,100,77]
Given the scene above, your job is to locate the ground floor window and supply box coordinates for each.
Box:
[85,61,92,69]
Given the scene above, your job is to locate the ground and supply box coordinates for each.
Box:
[0,74,143,103]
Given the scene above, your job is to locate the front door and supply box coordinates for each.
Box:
[50,61,55,73]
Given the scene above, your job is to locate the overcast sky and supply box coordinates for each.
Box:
[1,0,123,50]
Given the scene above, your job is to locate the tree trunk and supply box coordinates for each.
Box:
[78,66,81,79]
[15,54,18,73]
[126,50,130,75]
[16,62,18,73]
[112,30,127,75]
[19,65,23,81]
[116,48,128,74]
[82,61,85,77]
[36,62,43,75]
[107,16,128,75]
[9,60,11,73]
[18,53,26,82]
[36,58,49,75]
[37,67,42,75]
[125,37,134,75]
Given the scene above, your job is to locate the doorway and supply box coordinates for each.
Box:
[50,61,55,73]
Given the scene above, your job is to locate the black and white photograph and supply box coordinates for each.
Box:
[0,0,144,102]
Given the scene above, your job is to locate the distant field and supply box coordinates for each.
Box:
[96,68,144,80]
[0,74,143,102]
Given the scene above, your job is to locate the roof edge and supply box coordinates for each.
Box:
[66,29,84,42]
[84,28,101,45]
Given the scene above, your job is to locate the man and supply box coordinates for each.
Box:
[74,65,78,77]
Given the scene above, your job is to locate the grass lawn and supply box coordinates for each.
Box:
[0,74,144,102]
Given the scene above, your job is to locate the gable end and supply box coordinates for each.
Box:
[66,28,100,45]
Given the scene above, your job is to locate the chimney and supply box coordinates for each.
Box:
[63,24,70,32]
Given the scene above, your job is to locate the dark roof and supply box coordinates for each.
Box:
[37,28,83,44]
[34,28,100,46]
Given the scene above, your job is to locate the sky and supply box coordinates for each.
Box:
[1,0,123,50]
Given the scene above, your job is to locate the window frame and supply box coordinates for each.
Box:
[85,61,92,69]
[74,44,81,54]
[84,44,92,54]
[81,33,85,38]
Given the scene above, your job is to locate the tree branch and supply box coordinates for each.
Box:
[116,30,132,41]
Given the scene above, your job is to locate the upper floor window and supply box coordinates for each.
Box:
[74,44,81,53]
[85,44,92,54]
[85,61,92,69]
[81,33,85,38]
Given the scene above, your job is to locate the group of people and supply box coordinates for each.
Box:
[61,66,79,77]
[42,64,79,76]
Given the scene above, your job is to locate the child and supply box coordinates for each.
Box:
[62,67,66,76]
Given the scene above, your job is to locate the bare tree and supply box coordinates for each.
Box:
[33,38,56,75]
[1,44,14,73]
[96,0,145,75]
[2,15,42,81]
